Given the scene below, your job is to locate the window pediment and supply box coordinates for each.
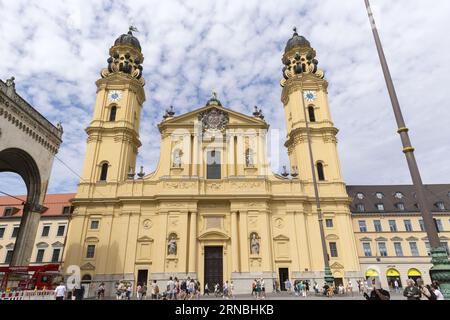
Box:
[36,242,49,248]
[198,229,230,241]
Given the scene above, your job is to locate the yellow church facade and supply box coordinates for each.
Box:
[63,28,363,294]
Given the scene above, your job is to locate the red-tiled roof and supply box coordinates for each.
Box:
[0,193,76,218]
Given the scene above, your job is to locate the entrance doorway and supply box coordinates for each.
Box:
[204,246,223,291]
[137,270,148,286]
[279,268,289,291]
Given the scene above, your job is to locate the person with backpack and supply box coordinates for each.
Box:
[151,280,159,300]
[430,284,444,300]
[363,278,390,300]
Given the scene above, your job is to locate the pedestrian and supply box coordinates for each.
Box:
[214,283,220,297]
[137,283,143,300]
[116,282,123,300]
[167,276,175,300]
[430,284,444,300]
[403,279,421,300]
[151,280,159,300]
[363,279,390,300]
[394,279,399,293]
[223,281,229,299]
[126,284,132,300]
[97,282,105,300]
[348,280,353,296]
[54,282,67,300]
[285,279,291,294]
[261,278,266,299]
[251,279,256,297]
[230,281,234,299]
[142,283,147,300]
[204,283,209,296]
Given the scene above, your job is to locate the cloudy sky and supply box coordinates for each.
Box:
[1,0,449,195]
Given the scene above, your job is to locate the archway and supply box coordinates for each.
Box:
[386,268,402,289]
[407,268,422,284]
[0,148,43,266]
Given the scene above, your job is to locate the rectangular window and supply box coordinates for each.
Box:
[394,242,403,256]
[373,220,382,232]
[358,220,367,232]
[51,249,61,263]
[62,206,73,215]
[434,219,444,232]
[36,249,45,263]
[5,250,13,264]
[378,242,388,256]
[356,204,365,212]
[41,225,50,237]
[11,226,19,238]
[388,220,397,232]
[57,225,65,237]
[404,220,413,232]
[409,242,419,256]
[206,150,221,179]
[329,242,338,257]
[325,219,333,228]
[90,220,99,230]
[376,204,385,211]
[4,207,14,216]
[0,227,5,239]
[419,219,425,232]
[86,245,95,259]
[363,242,372,257]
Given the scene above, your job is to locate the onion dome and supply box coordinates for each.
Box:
[285,27,310,52]
[114,27,141,51]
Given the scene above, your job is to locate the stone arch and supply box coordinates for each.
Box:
[0,148,41,206]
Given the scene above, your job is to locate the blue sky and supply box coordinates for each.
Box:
[1,0,450,195]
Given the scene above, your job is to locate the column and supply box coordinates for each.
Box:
[188,211,197,272]
[231,211,239,272]
[239,211,249,272]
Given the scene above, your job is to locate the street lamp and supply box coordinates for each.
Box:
[364,0,450,298]
[299,86,334,286]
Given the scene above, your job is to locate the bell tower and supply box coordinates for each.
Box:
[281,28,344,185]
[80,27,146,184]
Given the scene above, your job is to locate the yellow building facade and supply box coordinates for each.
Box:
[63,28,363,294]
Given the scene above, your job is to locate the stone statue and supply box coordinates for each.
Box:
[245,149,254,167]
[250,233,260,255]
[56,121,64,133]
[172,149,183,168]
[168,235,177,255]
[5,76,15,88]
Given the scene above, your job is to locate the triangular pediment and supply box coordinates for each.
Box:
[375,237,388,241]
[52,241,64,247]
[391,236,403,241]
[158,104,268,132]
[273,234,290,241]
[80,262,95,270]
[5,243,15,249]
[406,236,419,241]
[330,262,344,269]
[360,237,372,242]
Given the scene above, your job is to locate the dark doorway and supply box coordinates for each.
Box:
[137,270,148,286]
[334,277,343,287]
[279,268,289,291]
[204,246,223,291]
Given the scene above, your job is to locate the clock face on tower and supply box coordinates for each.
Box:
[108,90,122,102]
[304,90,317,102]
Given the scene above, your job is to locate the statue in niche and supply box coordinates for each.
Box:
[167,234,177,255]
[172,149,183,168]
[250,233,260,255]
[245,148,255,167]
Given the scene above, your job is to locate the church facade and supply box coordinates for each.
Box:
[63,28,363,294]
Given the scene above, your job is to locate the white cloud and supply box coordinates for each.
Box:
[1,0,450,195]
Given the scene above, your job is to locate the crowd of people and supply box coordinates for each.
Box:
[50,275,446,300]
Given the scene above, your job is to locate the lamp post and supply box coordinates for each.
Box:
[300,86,334,286]
[364,0,450,298]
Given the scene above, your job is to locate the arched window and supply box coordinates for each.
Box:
[308,106,316,122]
[317,162,325,181]
[99,163,109,181]
[109,106,117,121]
[206,150,221,179]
